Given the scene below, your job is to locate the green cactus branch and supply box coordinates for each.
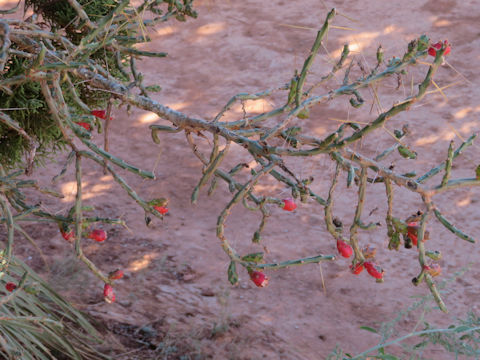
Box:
[417,134,477,183]
[217,162,276,262]
[440,140,455,187]
[296,8,336,107]
[254,254,336,270]
[433,209,475,243]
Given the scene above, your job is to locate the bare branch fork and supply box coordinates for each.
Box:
[0,2,478,312]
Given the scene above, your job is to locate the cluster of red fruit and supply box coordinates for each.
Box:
[74,109,113,131]
[337,240,384,280]
[102,269,124,303]
[428,40,451,57]
[60,228,108,242]
[59,227,122,302]
[59,197,169,304]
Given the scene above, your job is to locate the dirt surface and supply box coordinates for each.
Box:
[6,0,480,359]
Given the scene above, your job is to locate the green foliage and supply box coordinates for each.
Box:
[25,0,119,39]
[1,0,198,170]
[0,56,65,169]
[0,256,106,360]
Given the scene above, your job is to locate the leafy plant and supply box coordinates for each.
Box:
[0,254,106,360]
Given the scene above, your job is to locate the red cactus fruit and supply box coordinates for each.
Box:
[60,229,74,242]
[91,109,110,120]
[282,198,297,212]
[249,270,269,287]
[5,282,16,292]
[364,262,384,279]
[103,284,115,303]
[428,40,451,57]
[407,222,419,246]
[153,205,169,215]
[108,269,124,280]
[75,121,91,131]
[350,263,364,275]
[88,229,107,242]
[337,240,353,258]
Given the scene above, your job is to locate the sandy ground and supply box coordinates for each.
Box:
[5,0,480,359]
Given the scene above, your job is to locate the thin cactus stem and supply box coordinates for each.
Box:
[0,1,20,15]
[52,151,76,183]
[430,178,480,195]
[417,200,448,312]
[207,177,218,196]
[0,111,33,145]
[150,124,182,143]
[79,137,155,179]
[309,188,327,207]
[13,223,49,269]
[220,106,288,129]
[78,151,158,218]
[433,208,475,243]
[350,166,367,261]
[296,8,336,107]
[121,46,167,58]
[74,154,83,256]
[305,43,349,96]
[384,178,394,237]
[425,273,448,313]
[440,140,455,187]
[209,134,220,163]
[39,79,79,152]
[67,0,94,29]
[325,163,341,240]
[253,254,335,270]
[417,133,477,183]
[217,162,276,262]
[375,144,400,162]
[252,203,269,243]
[115,51,130,80]
[213,85,288,123]
[185,131,209,164]
[416,210,429,270]
[192,141,231,204]
[74,153,110,284]
[103,97,114,174]
[343,149,427,196]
